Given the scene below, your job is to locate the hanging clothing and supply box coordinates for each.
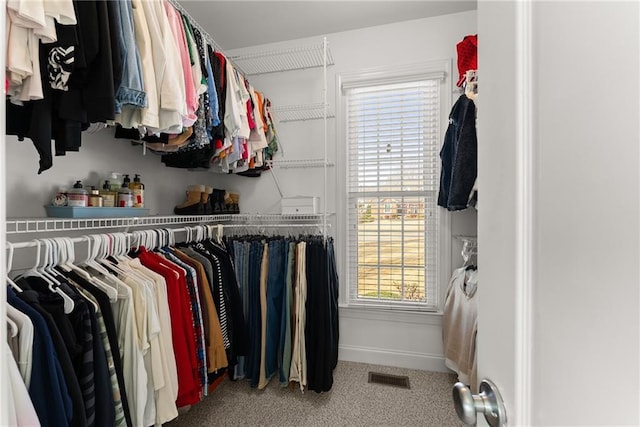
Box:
[6,303,35,388]
[6,230,339,425]
[6,342,41,427]
[7,287,75,427]
[442,267,478,391]
[63,269,134,427]
[438,94,478,211]
[289,241,308,391]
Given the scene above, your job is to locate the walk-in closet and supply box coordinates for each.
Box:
[3,1,640,426]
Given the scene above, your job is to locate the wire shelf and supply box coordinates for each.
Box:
[269,159,335,169]
[6,214,331,235]
[230,43,334,75]
[272,103,335,122]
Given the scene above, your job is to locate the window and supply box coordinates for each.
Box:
[345,71,442,310]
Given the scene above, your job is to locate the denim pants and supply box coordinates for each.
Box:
[245,241,263,387]
[279,241,295,385]
[265,239,285,380]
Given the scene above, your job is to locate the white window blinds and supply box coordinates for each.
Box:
[346,78,441,309]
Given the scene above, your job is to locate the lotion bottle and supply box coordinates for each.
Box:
[100,180,116,207]
[131,174,145,208]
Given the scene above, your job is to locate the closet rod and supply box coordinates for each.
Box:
[7,223,330,250]
[167,0,247,76]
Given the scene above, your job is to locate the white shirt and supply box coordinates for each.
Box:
[7,304,34,388]
[7,342,41,427]
[140,0,185,134]
[126,258,179,424]
[442,267,478,390]
[111,277,148,427]
[120,259,180,425]
[224,61,249,139]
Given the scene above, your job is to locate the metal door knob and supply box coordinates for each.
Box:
[452,379,507,426]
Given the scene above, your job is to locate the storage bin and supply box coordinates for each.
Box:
[281,196,319,214]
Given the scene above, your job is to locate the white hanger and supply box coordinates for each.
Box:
[83,235,120,302]
[21,240,53,284]
[43,239,64,282]
[216,224,224,243]
[96,234,126,280]
[58,237,100,311]
[6,242,23,293]
[59,237,90,279]
[149,229,158,249]
[6,316,18,338]
[81,235,111,277]
[38,239,61,286]
[41,238,75,314]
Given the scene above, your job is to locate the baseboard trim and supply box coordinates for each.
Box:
[338,344,450,373]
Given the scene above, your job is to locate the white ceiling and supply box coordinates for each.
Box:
[180,1,477,50]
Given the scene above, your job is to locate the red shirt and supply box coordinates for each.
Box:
[138,248,200,407]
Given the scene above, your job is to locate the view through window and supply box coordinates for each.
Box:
[346,77,441,308]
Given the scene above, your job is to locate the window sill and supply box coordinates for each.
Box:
[338,304,443,326]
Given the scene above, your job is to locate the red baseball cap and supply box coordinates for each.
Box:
[456,35,478,87]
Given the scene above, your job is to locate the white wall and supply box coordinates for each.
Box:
[5,9,477,373]
[227,10,477,372]
[6,131,221,218]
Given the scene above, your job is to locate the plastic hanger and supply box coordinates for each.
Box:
[59,237,91,279]
[45,238,77,314]
[84,235,112,276]
[41,239,75,314]
[56,237,100,312]
[43,239,65,282]
[84,235,120,302]
[38,239,62,286]
[7,316,18,338]
[6,242,23,293]
[20,240,54,284]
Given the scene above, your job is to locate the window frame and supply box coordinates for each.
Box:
[337,60,453,313]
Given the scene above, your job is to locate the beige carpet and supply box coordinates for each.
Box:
[166,361,462,426]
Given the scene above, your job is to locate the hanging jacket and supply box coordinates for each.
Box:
[438,94,477,211]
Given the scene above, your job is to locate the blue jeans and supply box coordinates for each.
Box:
[265,239,285,380]
[114,0,147,113]
[279,241,295,385]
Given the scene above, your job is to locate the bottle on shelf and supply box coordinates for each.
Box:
[88,189,103,207]
[130,174,145,208]
[118,186,134,208]
[99,181,117,207]
[67,181,88,207]
[122,174,131,188]
[107,172,122,191]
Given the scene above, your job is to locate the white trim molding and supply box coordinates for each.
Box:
[514,0,534,424]
[339,345,449,373]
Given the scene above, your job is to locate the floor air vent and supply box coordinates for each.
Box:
[368,372,410,389]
